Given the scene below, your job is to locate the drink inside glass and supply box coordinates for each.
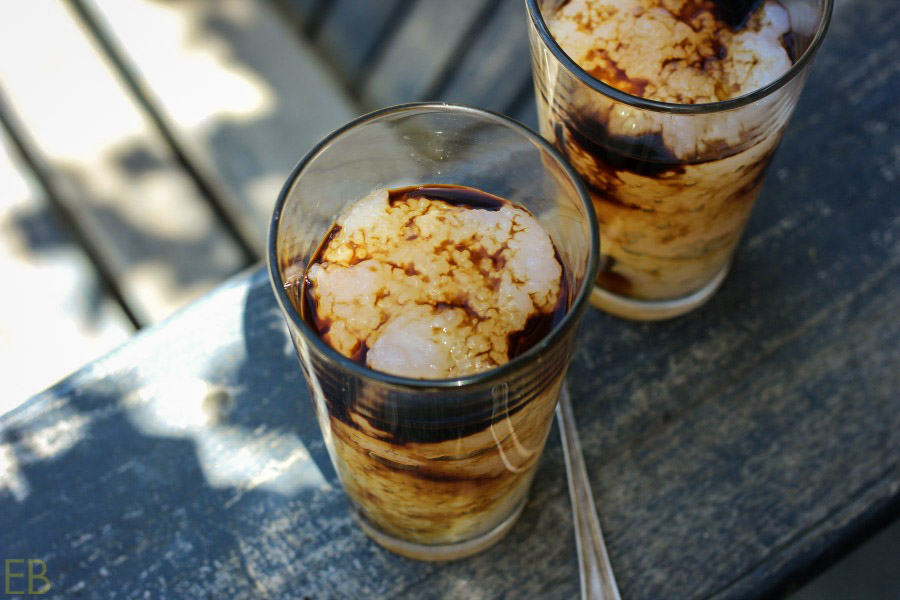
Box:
[268,104,598,560]
[527,0,832,320]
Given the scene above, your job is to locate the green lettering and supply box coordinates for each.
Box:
[5,559,25,594]
[28,560,50,594]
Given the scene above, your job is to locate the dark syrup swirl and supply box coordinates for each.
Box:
[297,185,570,445]
[303,185,568,365]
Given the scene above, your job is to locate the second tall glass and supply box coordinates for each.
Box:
[526,0,833,320]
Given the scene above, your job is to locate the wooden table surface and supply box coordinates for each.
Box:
[1,0,898,598]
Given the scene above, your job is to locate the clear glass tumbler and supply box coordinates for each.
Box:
[268,103,599,560]
[526,0,832,320]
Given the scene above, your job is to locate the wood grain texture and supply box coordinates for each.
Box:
[0,129,133,412]
[0,268,580,599]
[80,0,358,255]
[1,0,897,598]
[0,0,246,325]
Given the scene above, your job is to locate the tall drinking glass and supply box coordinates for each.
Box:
[526,0,832,320]
[268,104,599,560]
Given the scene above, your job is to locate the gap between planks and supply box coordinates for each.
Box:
[0,124,133,410]
[76,0,360,257]
[0,0,249,326]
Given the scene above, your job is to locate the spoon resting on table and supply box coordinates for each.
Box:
[556,383,621,600]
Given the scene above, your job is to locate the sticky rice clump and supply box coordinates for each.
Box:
[547,0,793,104]
[306,188,563,379]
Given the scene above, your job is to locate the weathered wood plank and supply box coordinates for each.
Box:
[0,268,578,598]
[361,0,495,108]
[80,0,359,255]
[563,2,900,595]
[0,249,896,598]
[436,0,533,114]
[0,0,247,325]
[313,0,407,86]
[572,272,900,600]
[0,130,133,413]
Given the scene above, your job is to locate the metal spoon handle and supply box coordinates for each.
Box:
[556,383,621,600]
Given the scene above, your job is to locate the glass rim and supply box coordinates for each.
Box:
[525,0,833,114]
[267,102,600,390]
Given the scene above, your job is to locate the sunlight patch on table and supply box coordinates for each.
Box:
[16,409,91,462]
[124,376,328,496]
[0,401,92,502]
[90,0,274,131]
[0,443,30,502]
